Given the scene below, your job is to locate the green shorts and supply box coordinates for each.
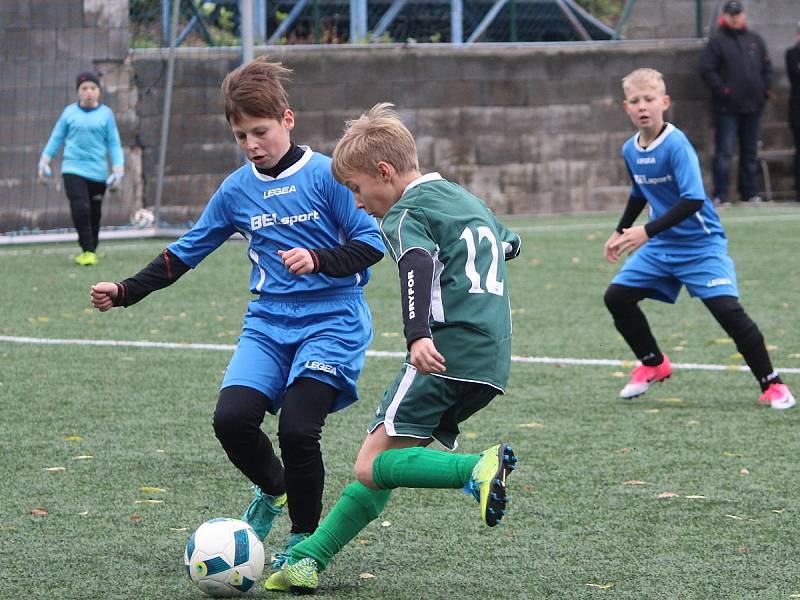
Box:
[368,364,500,450]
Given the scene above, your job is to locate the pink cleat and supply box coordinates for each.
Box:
[758,383,796,410]
[619,355,672,399]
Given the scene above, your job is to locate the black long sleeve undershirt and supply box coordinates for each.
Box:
[114,248,191,307]
[309,240,384,277]
[397,248,434,349]
[616,196,703,238]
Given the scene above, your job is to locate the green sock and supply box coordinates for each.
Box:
[371,447,480,489]
[290,482,391,570]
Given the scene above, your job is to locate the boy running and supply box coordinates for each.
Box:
[265,103,521,594]
[604,68,795,410]
[89,57,385,556]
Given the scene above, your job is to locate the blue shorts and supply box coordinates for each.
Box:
[611,245,739,304]
[222,288,372,414]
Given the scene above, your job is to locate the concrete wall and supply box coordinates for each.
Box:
[132,40,795,224]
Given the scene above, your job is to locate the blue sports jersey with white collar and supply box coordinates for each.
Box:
[622,123,727,253]
[168,147,384,295]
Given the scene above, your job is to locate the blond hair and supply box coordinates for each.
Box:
[221,56,292,124]
[622,68,667,96]
[332,103,419,183]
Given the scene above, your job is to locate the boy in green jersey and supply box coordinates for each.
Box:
[265,103,521,594]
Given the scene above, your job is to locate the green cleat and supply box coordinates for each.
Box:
[75,251,98,266]
[242,486,286,541]
[466,443,517,527]
[264,557,319,594]
[272,532,310,569]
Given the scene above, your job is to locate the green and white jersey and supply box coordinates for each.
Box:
[379,173,521,391]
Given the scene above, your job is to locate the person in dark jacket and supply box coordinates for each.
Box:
[786,22,800,201]
[699,0,772,205]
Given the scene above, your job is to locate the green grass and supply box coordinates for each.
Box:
[2,206,800,599]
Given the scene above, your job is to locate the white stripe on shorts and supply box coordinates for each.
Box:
[384,363,417,436]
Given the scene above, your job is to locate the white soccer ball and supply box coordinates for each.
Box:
[184,518,265,597]
[131,207,155,228]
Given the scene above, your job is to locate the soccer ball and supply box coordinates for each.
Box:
[131,207,155,228]
[184,518,265,597]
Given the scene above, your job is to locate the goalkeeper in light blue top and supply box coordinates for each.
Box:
[39,71,124,265]
[265,103,520,595]
[89,57,385,554]
[603,68,794,410]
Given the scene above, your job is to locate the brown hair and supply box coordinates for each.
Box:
[221,56,292,124]
[332,103,418,183]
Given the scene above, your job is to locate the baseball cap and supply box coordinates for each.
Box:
[722,1,744,15]
[76,71,100,89]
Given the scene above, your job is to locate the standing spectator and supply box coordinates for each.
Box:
[786,22,800,202]
[699,0,772,205]
[38,72,124,265]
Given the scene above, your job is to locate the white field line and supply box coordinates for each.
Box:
[3,335,800,374]
[2,211,799,256]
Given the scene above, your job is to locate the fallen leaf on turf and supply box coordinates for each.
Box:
[683,495,706,499]
[155,449,165,453]
[79,511,88,516]
[571,256,580,264]
[518,422,543,428]
[141,486,166,494]
[729,352,743,360]
[657,492,678,499]
[616,447,632,454]
[380,332,400,337]
[130,514,143,522]
[740,468,749,476]
[64,435,83,441]
[355,538,369,545]
[623,480,647,486]
[585,583,613,589]
[359,573,376,580]
[723,452,743,457]
[672,346,684,352]
[686,420,700,426]
[643,408,660,414]
[42,466,65,471]
[658,397,682,404]
[712,338,733,345]
[612,371,625,378]
[737,546,749,553]
[72,455,93,460]
[788,594,800,599]
[380,521,391,527]
[767,344,778,351]
[725,514,744,520]
[170,527,188,532]
[772,509,785,514]
[134,499,164,504]
[464,431,478,439]
[30,508,48,516]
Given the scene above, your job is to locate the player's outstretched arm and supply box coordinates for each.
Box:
[90,281,118,312]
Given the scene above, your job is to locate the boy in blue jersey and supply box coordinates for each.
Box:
[604,68,794,410]
[39,72,124,266]
[265,103,520,594]
[89,57,386,559]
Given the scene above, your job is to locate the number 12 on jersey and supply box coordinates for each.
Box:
[459,226,504,296]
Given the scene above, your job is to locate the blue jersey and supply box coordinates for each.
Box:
[43,103,124,182]
[622,123,726,254]
[169,148,384,295]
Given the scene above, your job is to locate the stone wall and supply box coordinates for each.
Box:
[132,39,794,223]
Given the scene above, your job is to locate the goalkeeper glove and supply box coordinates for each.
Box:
[106,166,124,188]
[37,156,53,179]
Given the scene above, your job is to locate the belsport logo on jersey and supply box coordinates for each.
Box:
[305,360,338,375]
[250,210,320,231]
[636,157,656,164]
